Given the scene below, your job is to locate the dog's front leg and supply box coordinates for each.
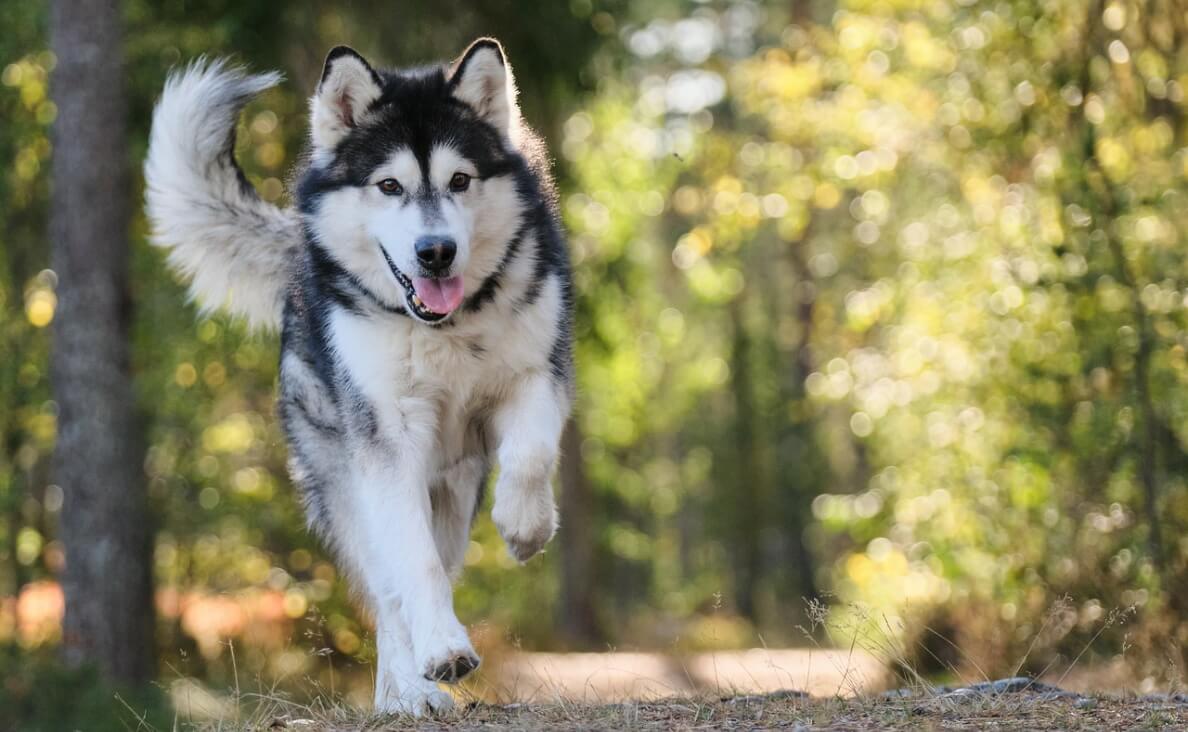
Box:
[373,609,455,716]
[349,453,479,714]
[491,372,569,561]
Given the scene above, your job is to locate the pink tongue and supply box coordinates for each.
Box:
[411,276,465,314]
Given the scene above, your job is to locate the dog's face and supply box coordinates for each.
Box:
[299,40,524,324]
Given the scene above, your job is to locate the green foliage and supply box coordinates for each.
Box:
[0,647,171,732]
[561,0,1188,671]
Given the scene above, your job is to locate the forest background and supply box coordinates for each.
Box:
[1,0,1186,727]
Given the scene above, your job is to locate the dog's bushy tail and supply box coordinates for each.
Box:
[145,59,300,331]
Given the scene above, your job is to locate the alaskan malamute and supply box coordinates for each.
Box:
[145,39,573,715]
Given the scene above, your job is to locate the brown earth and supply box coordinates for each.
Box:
[256,693,1188,731]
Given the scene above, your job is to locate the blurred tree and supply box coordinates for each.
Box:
[558,419,602,646]
[559,0,1188,673]
[49,0,154,683]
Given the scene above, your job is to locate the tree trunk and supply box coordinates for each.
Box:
[557,418,602,646]
[779,244,820,609]
[50,0,154,684]
[728,299,761,620]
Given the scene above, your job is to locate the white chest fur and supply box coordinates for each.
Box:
[327,272,563,469]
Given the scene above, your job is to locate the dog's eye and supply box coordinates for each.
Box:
[377,178,403,195]
[449,172,471,192]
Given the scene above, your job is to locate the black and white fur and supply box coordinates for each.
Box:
[145,39,573,716]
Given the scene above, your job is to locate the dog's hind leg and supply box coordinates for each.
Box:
[431,455,487,579]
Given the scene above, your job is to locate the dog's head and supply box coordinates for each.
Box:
[298,39,525,324]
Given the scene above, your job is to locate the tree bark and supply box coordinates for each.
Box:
[557,418,602,646]
[779,243,820,609]
[728,299,761,621]
[50,0,155,684]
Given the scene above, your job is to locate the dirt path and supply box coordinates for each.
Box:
[482,648,886,701]
[260,693,1188,731]
[174,650,1188,729]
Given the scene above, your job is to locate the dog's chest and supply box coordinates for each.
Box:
[329,309,524,455]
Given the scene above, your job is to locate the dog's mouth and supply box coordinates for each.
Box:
[379,246,464,323]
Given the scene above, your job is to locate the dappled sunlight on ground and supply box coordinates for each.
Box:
[166,648,886,722]
[467,648,885,703]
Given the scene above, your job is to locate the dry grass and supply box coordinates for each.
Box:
[186,692,1188,731]
[145,598,1184,731]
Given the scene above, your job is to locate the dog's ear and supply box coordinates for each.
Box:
[310,46,382,150]
[448,38,518,136]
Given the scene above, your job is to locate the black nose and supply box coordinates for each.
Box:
[414,236,457,273]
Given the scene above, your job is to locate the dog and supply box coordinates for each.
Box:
[144,39,574,715]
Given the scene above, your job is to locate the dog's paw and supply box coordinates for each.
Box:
[414,622,480,685]
[376,685,456,718]
[492,481,557,562]
[374,664,456,718]
[424,650,481,684]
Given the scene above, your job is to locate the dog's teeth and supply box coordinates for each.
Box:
[412,295,422,306]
